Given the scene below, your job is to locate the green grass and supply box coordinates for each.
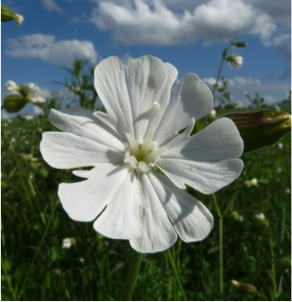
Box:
[1,106,291,301]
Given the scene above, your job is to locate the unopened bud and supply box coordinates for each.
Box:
[279,257,291,269]
[233,41,248,48]
[232,280,257,294]
[18,85,31,97]
[3,95,27,113]
[224,110,291,152]
[231,211,244,222]
[1,5,24,26]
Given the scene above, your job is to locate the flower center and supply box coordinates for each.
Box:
[124,133,165,173]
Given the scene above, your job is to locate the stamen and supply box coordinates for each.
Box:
[124,155,138,166]
[138,161,148,172]
[145,147,166,163]
[143,102,161,143]
[126,133,139,155]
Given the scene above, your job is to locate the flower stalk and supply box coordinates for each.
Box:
[121,249,142,301]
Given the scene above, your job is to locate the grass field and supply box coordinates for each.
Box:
[1,105,291,301]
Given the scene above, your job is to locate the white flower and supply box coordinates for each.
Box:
[244,178,258,188]
[40,55,244,253]
[28,84,46,103]
[5,80,18,92]
[286,188,290,194]
[255,213,265,221]
[228,55,243,69]
[15,14,24,26]
[278,142,283,149]
[62,238,72,249]
[209,109,216,118]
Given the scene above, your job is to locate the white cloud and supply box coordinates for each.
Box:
[42,0,62,13]
[202,76,289,106]
[90,0,290,59]
[5,34,98,66]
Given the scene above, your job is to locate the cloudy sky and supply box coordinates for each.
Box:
[1,0,291,117]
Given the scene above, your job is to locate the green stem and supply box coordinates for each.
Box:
[213,194,223,297]
[198,42,234,132]
[0,243,15,299]
[219,216,224,297]
[270,238,277,299]
[17,201,59,300]
[120,249,142,301]
[167,249,188,301]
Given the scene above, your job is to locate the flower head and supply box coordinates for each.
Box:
[40,55,244,253]
[15,14,24,26]
[209,109,216,118]
[245,178,258,187]
[227,54,243,69]
[5,80,18,92]
[27,84,46,103]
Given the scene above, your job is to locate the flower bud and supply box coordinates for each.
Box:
[232,280,257,294]
[18,85,31,97]
[3,95,27,113]
[245,178,258,188]
[1,5,24,26]
[231,211,244,222]
[233,41,248,48]
[224,110,291,152]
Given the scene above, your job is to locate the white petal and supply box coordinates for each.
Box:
[49,107,126,152]
[154,74,213,145]
[58,164,127,222]
[162,118,244,162]
[156,158,244,194]
[130,173,177,253]
[40,132,124,169]
[93,170,143,240]
[94,56,133,138]
[127,55,178,142]
[149,172,214,243]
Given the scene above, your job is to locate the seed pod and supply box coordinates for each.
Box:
[3,95,27,113]
[224,110,291,152]
[232,280,257,294]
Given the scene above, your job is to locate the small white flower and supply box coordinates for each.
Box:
[209,109,216,118]
[255,213,265,221]
[15,14,24,26]
[286,188,290,194]
[5,80,18,92]
[28,85,46,103]
[41,55,244,253]
[245,178,258,188]
[278,142,283,149]
[79,257,85,263]
[62,238,72,249]
[228,54,243,69]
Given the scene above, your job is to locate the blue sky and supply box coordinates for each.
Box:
[1,0,291,117]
